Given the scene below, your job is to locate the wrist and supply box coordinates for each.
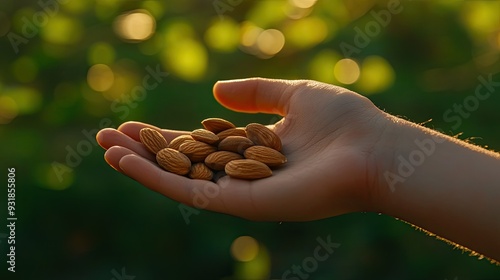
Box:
[369,115,500,260]
[368,114,447,213]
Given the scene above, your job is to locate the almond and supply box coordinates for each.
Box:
[156,148,191,175]
[201,118,236,133]
[205,151,243,171]
[179,141,217,162]
[225,159,272,179]
[191,128,219,144]
[244,146,287,167]
[188,163,214,181]
[168,135,194,150]
[216,127,247,141]
[218,136,254,154]
[139,128,169,154]
[245,123,282,151]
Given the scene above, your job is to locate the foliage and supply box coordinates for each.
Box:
[0,0,499,279]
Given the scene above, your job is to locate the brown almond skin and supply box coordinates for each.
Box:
[191,129,219,144]
[201,118,236,133]
[188,163,214,180]
[225,159,272,179]
[168,135,194,150]
[244,145,287,167]
[179,141,217,162]
[205,151,243,171]
[218,136,254,154]
[245,123,282,151]
[216,127,247,141]
[156,148,191,175]
[139,128,169,154]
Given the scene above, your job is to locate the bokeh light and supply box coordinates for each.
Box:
[240,22,263,54]
[241,24,287,58]
[204,18,240,52]
[85,61,140,102]
[247,1,288,28]
[2,1,500,279]
[102,61,140,101]
[3,87,42,115]
[334,58,360,84]
[357,56,395,94]
[308,49,340,83]
[256,29,285,57]
[284,5,313,20]
[230,236,259,262]
[289,0,317,9]
[87,64,115,92]
[114,10,156,42]
[284,17,328,49]
[233,240,271,279]
[162,21,207,79]
[162,39,207,81]
[0,95,19,124]
[460,1,500,39]
[41,15,83,45]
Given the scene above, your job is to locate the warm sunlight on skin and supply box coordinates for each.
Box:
[97,78,500,263]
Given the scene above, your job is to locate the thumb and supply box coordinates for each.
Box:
[213,78,301,116]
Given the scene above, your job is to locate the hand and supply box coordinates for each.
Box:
[96,78,389,221]
[97,77,500,260]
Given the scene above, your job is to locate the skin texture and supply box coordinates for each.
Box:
[96,78,500,262]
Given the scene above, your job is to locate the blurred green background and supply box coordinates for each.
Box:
[1,0,500,279]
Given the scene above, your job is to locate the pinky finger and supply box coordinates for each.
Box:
[118,154,211,207]
[104,146,143,173]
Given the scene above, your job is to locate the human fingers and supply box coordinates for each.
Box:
[118,154,232,213]
[103,146,138,172]
[117,121,188,142]
[96,128,155,161]
[213,78,307,116]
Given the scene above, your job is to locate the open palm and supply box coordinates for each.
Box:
[97,78,386,221]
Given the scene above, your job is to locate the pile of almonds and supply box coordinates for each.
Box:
[139,118,286,181]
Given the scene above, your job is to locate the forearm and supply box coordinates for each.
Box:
[376,115,500,261]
